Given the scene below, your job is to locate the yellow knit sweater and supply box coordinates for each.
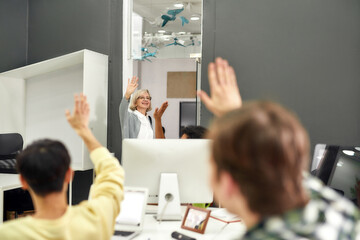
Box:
[0,147,124,240]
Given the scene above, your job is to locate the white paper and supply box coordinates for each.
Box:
[116,191,146,226]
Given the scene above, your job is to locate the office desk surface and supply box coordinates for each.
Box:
[130,213,245,240]
[0,174,20,190]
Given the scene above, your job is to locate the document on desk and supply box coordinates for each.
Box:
[116,191,146,226]
[210,208,241,223]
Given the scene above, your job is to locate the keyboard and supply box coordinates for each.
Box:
[114,230,135,237]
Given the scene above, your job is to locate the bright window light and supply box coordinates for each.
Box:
[190,16,200,21]
[174,3,184,8]
[342,150,355,156]
[337,161,344,167]
[158,30,166,33]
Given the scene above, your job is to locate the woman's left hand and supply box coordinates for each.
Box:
[154,101,168,120]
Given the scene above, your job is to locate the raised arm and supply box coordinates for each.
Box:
[153,101,168,139]
[65,94,101,151]
[124,76,139,100]
[197,57,242,116]
[66,94,124,239]
[120,76,139,138]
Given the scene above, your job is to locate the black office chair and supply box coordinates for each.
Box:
[0,133,23,173]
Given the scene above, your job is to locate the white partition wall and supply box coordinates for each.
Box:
[0,77,26,135]
[0,49,108,170]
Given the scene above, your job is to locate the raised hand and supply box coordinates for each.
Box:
[65,93,90,133]
[65,93,101,151]
[125,76,139,100]
[198,57,242,117]
[153,101,169,120]
[154,101,168,139]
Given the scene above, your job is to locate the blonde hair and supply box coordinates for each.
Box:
[129,89,152,112]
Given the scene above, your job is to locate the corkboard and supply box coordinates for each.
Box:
[167,72,196,98]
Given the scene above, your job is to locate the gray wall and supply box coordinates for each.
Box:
[201,0,360,149]
[27,0,123,202]
[28,0,110,63]
[0,0,28,72]
[28,0,123,158]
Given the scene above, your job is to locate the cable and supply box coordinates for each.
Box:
[211,222,229,240]
[157,200,169,223]
[158,193,173,223]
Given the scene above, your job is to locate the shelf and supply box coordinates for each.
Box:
[0,174,20,191]
[0,51,84,80]
[0,49,108,170]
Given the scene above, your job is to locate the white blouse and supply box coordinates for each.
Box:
[134,110,154,139]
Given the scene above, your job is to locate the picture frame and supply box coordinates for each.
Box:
[181,205,211,234]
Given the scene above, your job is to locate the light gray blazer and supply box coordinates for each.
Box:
[119,98,153,138]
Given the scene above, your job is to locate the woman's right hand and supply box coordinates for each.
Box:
[125,76,139,100]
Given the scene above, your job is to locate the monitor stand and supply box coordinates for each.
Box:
[156,173,182,221]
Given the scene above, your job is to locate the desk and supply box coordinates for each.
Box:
[113,208,246,240]
[136,214,245,239]
[0,174,21,223]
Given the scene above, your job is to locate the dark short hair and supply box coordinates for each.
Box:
[16,139,71,197]
[209,101,309,216]
[181,126,207,139]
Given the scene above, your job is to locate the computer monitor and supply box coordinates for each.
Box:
[179,102,196,137]
[121,139,213,205]
[313,144,360,202]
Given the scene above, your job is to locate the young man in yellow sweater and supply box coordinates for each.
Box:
[0,94,124,240]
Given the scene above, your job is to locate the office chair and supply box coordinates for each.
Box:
[0,133,23,173]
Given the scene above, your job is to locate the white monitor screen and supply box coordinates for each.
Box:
[122,139,213,204]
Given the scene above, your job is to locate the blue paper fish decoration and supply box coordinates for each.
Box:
[180,16,189,26]
[161,8,184,27]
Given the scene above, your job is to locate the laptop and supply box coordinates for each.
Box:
[111,187,148,240]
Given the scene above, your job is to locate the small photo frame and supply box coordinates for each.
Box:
[181,205,211,234]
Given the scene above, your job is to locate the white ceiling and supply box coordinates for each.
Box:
[133,0,202,35]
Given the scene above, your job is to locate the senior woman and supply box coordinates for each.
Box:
[119,76,168,139]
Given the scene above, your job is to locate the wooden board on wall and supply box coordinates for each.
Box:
[167,71,196,98]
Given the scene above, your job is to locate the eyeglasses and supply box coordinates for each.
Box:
[138,96,152,100]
